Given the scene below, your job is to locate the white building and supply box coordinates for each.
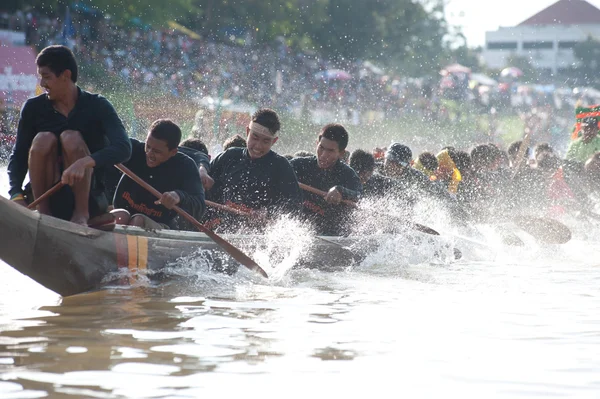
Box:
[482,0,600,74]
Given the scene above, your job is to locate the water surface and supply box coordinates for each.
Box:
[1,167,600,398]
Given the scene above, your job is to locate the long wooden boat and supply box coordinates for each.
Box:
[0,195,363,297]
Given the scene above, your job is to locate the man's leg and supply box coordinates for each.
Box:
[28,132,59,215]
[60,130,91,225]
[129,214,165,230]
[110,209,131,225]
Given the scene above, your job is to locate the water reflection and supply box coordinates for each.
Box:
[2,226,600,397]
[0,281,364,397]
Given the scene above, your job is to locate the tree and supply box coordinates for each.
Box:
[504,54,538,83]
[442,44,481,71]
[572,37,600,86]
[6,0,451,74]
[305,0,447,74]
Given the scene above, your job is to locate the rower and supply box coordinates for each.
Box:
[204,108,302,232]
[382,143,451,201]
[348,148,397,199]
[382,143,463,222]
[459,143,508,221]
[413,151,438,180]
[290,123,362,236]
[435,148,462,194]
[566,117,600,163]
[7,45,131,226]
[222,134,247,151]
[179,137,213,191]
[584,152,600,195]
[111,119,205,230]
[105,137,213,203]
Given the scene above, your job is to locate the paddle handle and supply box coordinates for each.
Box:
[511,128,532,179]
[298,182,439,236]
[28,182,65,210]
[205,200,253,217]
[116,164,206,230]
[298,182,358,208]
[115,164,268,278]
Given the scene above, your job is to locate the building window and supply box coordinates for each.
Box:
[486,42,518,50]
[522,41,554,50]
[558,41,578,49]
[557,67,574,75]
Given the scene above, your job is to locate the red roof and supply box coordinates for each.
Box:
[518,0,600,26]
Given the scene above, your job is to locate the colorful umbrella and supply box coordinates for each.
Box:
[500,67,524,78]
[441,63,471,75]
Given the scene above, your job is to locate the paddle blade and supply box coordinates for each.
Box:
[202,228,268,278]
[514,216,572,245]
[413,223,439,236]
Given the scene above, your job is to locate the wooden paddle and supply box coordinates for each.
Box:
[205,199,357,255]
[115,164,268,278]
[511,127,532,179]
[512,215,572,245]
[298,182,441,236]
[206,200,252,216]
[27,182,65,210]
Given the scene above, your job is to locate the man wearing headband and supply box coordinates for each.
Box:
[290,123,362,236]
[204,108,301,232]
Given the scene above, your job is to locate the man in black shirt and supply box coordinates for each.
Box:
[383,143,456,201]
[290,124,362,236]
[112,119,205,230]
[348,148,397,199]
[105,137,213,204]
[206,108,301,232]
[8,45,131,225]
[179,137,213,191]
[383,143,464,223]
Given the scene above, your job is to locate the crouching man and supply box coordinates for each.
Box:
[112,119,205,229]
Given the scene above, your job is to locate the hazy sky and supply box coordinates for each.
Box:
[445,0,600,47]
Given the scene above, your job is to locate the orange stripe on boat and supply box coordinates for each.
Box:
[137,236,148,270]
[126,235,138,272]
[115,234,129,269]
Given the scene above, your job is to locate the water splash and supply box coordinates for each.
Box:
[249,215,316,282]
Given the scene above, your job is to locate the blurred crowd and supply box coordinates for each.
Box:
[1,7,595,159]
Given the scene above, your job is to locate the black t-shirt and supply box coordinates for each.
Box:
[364,173,396,198]
[105,142,211,205]
[178,146,210,171]
[8,87,131,197]
[290,156,362,236]
[113,139,205,226]
[208,147,302,214]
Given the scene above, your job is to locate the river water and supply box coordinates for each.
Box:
[1,167,600,398]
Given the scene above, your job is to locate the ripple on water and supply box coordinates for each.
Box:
[2,165,600,397]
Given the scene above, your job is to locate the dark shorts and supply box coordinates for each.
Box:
[24,183,108,221]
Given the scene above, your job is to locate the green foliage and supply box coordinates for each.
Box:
[443,44,481,70]
[8,0,458,76]
[306,0,447,74]
[504,53,538,83]
[572,37,600,86]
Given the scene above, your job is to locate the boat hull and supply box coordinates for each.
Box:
[0,196,359,296]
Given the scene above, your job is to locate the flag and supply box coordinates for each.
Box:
[571,104,600,139]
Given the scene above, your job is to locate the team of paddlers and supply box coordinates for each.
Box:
[7,45,600,237]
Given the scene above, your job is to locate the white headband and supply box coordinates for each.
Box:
[249,121,277,137]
